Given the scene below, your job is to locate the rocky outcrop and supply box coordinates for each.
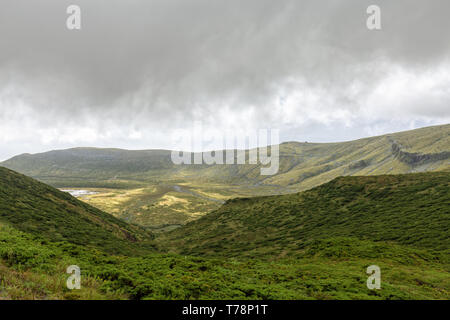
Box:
[390,139,450,165]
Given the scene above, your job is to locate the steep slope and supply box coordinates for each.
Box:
[0,167,153,254]
[261,124,450,190]
[158,172,450,259]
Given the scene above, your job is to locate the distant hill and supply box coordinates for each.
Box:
[0,167,154,254]
[1,124,448,231]
[158,172,450,259]
[0,148,174,188]
[1,124,449,192]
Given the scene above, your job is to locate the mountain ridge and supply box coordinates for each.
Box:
[1,124,449,230]
[1,124,449,190]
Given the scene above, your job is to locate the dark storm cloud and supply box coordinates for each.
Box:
[0,0,449,159]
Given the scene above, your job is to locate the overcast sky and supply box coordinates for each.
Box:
[0,0,449,160]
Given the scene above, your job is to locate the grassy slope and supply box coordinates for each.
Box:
[1,124,448,229]
[159,172,450,259]
[0,170,448,299]
[0,167,154,255]
[1,125,448,190]
[1,222,448,300]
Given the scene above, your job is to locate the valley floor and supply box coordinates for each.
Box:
[66,181,286,232]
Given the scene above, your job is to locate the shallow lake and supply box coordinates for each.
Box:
[60,189,98,198]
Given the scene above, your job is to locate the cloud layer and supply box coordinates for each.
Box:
[1,0,449,159]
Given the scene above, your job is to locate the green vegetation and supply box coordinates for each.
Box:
[0,167,154,255]
[1,223,448,300]
[2,125,448,189]
[1,124,449,229]
[81,184,225,231]
[159,172,450,259]
[0,128,449,300]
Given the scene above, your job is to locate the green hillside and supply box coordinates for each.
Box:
[0,167,154,255]
[1,124,448,230]
[2,124,449,190]
[0,169,448,299]
[158,172,450,259]
[2,221,448,300]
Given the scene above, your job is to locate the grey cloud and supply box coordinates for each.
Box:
[0,0,449,159]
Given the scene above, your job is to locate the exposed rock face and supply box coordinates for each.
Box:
[390,139,450,165]
[348,159,370,170]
